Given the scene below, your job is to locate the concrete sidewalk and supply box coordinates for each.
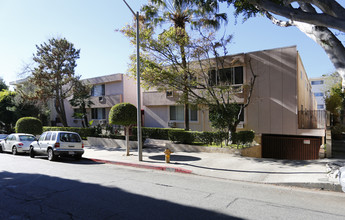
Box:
[82,144,344,192]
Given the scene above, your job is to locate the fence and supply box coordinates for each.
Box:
[298,110,330,129]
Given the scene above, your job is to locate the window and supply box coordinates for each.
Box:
[311,80,324,85]
[91,108,106,119]
[45,132,52,141]
[169,105,198,122]
[317,104,325,109]
[208,66,243,86]
[314,92,324,97]
[59,133,81,143]
[91,84,105,96]
[52,133,57,141]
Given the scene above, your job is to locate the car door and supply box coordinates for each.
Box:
[37,132,47,153]
[3,135,13,152]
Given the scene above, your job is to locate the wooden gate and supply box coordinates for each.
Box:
[262,134,322,160]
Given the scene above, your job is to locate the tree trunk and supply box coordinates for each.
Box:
[295,22,345,88]
[180,43,189,131]
[125,126,130,156]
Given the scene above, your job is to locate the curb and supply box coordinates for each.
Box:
[87,158,193,174]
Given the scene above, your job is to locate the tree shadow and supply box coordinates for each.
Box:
[0,171,241,219]
[149,154,202,162]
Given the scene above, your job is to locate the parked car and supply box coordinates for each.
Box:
[0,134,8,141]
[0,133,36,154]
[29,131,84,161]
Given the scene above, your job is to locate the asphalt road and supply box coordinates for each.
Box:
[1,153,345,220]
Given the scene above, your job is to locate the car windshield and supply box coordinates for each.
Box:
[19,135,36,142]
[59,133,81,143]
[0,134,7,139]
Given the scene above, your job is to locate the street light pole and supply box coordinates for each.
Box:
[122,0,142,161]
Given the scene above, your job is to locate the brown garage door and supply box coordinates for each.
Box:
[262,134,322,160]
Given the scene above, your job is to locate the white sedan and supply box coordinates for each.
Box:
[0,133,36,155]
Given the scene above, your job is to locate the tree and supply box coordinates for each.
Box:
[128,0,227,130]
[0,90,16,133]
[121,22,256,142]
[13,80,50,125]
[29,37,80,127]
[109,103,137,156]
[218,0,345,88]
[325,81,345,125]
[69,80,94,127]
[0,78,8,91]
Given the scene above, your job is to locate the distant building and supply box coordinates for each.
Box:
[310,75,342,110]
[310,77,326,110]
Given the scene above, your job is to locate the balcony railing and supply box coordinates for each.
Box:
[298,110,330,129]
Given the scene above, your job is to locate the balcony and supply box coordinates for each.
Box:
[298,110,329,129]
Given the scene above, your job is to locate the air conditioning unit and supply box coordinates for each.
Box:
[237,122,244,129]
[168,121,177,128]
[166,91,173,97]
[100,120,107,125]
[99,96,104,102]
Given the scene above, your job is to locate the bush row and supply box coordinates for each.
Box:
[43,126,97,139]
[42,126,255,146]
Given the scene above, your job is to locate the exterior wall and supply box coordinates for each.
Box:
[245,46,298,135]
[141,46,323,137]
[66,73,132,127]
[297,53,317,111]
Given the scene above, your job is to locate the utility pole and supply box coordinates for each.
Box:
[122,0,142,161]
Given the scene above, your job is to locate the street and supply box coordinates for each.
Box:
[1,153,345,220]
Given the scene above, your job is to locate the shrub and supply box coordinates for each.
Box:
[331,124,345,140]
[168,130,195,144]
[15,117,42,135]
[133,127,184,140]
[195,131,213,145]
[232,130,255,145]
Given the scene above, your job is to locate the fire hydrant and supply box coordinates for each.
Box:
[164,148,172,163]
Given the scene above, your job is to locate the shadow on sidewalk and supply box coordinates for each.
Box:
[149,155,201,162]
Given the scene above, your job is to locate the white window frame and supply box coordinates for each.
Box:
[169,105,198,122]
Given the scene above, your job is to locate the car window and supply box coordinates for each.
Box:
[51,133,57,141]
[39,133,46,142]
[0,134,7,139]
[7,135,13,140]
[45,132,52,141]
[59,133,81,143]
[19,135,36,142]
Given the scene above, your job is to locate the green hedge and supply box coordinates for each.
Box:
[16,117,43,135]
[232,130,255,145]
[43,127,97,138]
[132,127,184,140]
[168,130,195,144]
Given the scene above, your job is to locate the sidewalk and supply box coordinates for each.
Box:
[82,144,345,192]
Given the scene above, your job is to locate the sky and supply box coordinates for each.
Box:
[0,0,342,87]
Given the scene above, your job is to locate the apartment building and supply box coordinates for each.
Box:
[65,73,138,127]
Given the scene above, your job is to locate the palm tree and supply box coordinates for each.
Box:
[141,0,227,130]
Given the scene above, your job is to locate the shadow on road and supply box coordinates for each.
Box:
[0,171,241,219]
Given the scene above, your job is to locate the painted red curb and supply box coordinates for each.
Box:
[87,158,193,174]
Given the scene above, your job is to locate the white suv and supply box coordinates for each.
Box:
[29,131,84,161]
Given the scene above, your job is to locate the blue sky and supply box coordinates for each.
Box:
[0,0,342,87]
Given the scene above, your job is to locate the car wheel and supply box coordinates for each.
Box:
[12,146,17,155]
[47,148,56,161]
[29,147,35,158]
